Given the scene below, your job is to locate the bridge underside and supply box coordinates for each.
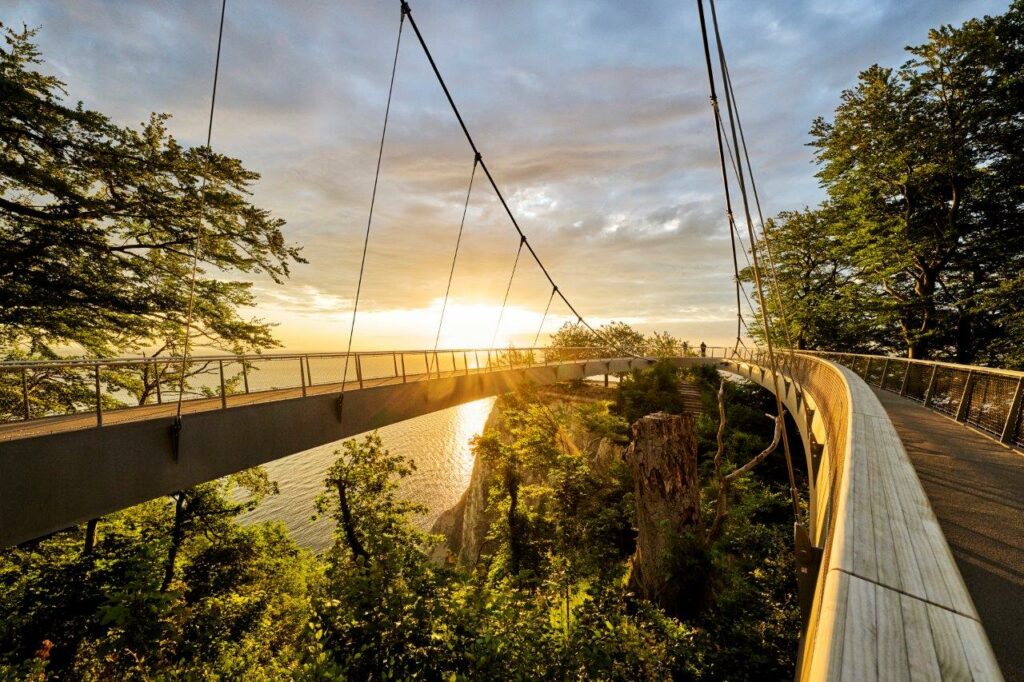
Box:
[0,357,657,547]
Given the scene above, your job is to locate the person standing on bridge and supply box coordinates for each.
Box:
[700,342,707,357]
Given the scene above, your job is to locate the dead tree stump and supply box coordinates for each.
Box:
[626,412,705,613]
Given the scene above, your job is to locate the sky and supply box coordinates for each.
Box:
[2,0,1011,350]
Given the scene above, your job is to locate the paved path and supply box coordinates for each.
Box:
[875,389,1024,681]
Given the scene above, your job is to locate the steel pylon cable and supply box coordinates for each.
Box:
[491,237,524,349]
[532,286,557,348]
[339,8,405,423]
[428,154,479,373]
[175,0,227,434]
[401,1,625,356]
[720,56,796,354]
[706,0,800,520]
[694,0,744,356]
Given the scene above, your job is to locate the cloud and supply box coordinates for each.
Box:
[4,0,1009,347]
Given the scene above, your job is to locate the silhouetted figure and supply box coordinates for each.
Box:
[700,342,707,357]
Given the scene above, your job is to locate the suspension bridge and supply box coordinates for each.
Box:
[0,1,1020,680]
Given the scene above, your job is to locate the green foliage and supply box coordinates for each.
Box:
[614,358,684,423]
[0,23,303,362]
[0,469,310,680]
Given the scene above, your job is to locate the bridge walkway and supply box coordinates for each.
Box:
[0,367,498,443]
[875,388,1024,681]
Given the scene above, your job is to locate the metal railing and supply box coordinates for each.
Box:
[0,346,618,428]
[796,350,1024,450]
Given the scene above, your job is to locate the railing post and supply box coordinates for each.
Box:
[424,351,430,378]
[1000,377,1024,444]
[880,358,890,388]
[486,350,492,370]
[242,360,250,394]
[473,350,480,372]
[142,360,150,405]
[94,363,103,427]
[356,354,364,389]
[923,364,938,407]
[899,361,911,396]
[300,357,307,397]
[21,367,30,420]
[954,370,975,422]
[464,351,469,375]
[155,363,163,404]
[400,353,407,383]
[862,356,871,379]
[392,352,399,379]
[218,360,228,408]
[452,350,457,375]
[305,355,313,387]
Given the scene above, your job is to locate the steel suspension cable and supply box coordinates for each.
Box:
[339,8,405,420]
[428,154,479,373]
[705,0,800,519]
[401,2,624,356]
[720,56,796,354]
[490,237,524,349]
[532,286,557,348]
[694,0,744,356]
[175,0,227,431]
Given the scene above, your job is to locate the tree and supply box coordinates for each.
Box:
[741,206,867,350]
[799,5,1024,361]
[0,24,303,361]
[748,5,1024,364]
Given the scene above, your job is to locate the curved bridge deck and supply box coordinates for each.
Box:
[875,389,1024,680]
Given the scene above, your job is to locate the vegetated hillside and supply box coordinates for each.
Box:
[0,362,803,680]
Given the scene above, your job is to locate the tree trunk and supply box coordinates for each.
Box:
[161,492,186,592]
[626,412,704,613]
[336,479,368,563]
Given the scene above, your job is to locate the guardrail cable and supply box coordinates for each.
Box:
[172,0,227,454]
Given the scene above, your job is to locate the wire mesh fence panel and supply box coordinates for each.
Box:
[1013,408,1024,449]
[902,363,931,402]
[964,373,1017,436]
[241,358,301,393]
[929,367,967,416]
[881,360,905,392]
[865,360,885,386]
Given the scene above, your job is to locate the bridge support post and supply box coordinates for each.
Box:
[794,523,822,627]
[219,360,227,408]
[1000,377,1024,444]
[923,365,938,407]
[954,370,975,422]
[21,367,29,420]
[94,363,103,427]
